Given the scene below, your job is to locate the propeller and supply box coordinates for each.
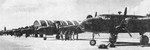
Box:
[95,12,97,17]
[123,7,132,37]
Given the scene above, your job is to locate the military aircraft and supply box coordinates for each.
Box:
[33,20,83,40]
[1,20,83,39]
[0,27,14,36]
[0,25,36,37]
[80,7,150,47]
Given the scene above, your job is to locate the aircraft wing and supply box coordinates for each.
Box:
[99,14,146,18]
[59,25,79,29]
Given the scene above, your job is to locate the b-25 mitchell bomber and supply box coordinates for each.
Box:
[80,7,150,48]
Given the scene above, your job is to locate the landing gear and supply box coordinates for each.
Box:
[76,33,79,40]
[56,34,60,39]
[98,32,118,49]
[90,40,96,46]
[109,33,118,47]
[43,34,47,40]
[44,37,47,40]
[139,32,149,46]
[140,35,149,45]
[89,33,96,46]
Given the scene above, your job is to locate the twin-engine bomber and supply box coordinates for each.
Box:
[33,20,83,40]
[80,7,150,48]
[1,7,150,49]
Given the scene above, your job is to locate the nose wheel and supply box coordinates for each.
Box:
[90,40,96,46]
[140,35,149,45]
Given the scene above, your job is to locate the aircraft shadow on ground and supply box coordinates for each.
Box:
[76,38,108,41]
[42,37,109,41]
[43,38,94,41]
[103,41,150,47]
[44,39,91,41]
[31,36,55,38]
[75,39,91,41]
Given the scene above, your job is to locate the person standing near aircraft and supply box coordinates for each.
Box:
[109,17,119,47]
[54,21,61,39]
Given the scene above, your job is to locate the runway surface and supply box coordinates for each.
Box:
[0,32,150,50]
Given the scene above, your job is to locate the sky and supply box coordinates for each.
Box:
[0,0,149,30]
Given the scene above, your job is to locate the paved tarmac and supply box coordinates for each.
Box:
[0,32,150,50]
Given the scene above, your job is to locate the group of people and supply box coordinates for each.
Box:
[54,21,83,40]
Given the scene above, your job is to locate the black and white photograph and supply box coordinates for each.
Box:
[0,0,150,50]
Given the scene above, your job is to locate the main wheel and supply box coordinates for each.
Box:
[140,35,149,45]
[90,40,96,46]
[56,34,60,39]
[44,37,47,40]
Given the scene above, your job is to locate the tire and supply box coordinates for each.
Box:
[44,37,47,40]
[56,34,60,39]
[90,40,96,46]
[140,35,149,45]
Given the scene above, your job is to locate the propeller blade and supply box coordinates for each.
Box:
[95,12,97,17]
[124,7,127,16]
[125,28,132,37]
[128,32,132,37]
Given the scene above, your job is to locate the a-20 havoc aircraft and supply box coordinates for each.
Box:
[1,26,36,37]
[33,20,83,40]
[80,7,150,48]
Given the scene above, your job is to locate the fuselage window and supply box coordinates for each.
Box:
[33,20,40,26]
[73,21,79,25]
[40,20,47,26]
[67,21,73,25]
[46,20,54,26]
[61,21,67,26]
